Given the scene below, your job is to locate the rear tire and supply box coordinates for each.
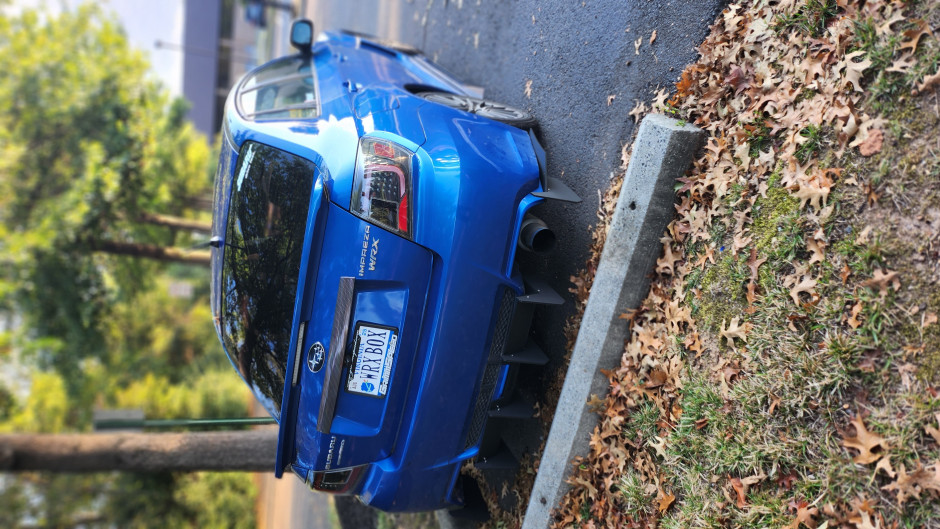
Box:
[417,92,538,130]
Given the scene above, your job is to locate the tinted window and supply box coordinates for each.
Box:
[220,141,315,418]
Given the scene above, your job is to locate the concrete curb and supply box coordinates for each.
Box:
[521,115,703,529]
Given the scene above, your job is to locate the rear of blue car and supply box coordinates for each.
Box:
[210,28,571,512]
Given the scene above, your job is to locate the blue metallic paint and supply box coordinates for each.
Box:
[211,31,548,512]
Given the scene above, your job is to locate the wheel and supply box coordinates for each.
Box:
[417,92,538,129]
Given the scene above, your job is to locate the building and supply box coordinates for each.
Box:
[182,0,280,138]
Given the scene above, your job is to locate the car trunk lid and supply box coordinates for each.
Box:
[276,203,432,475]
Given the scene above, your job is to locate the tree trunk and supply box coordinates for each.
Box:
[87,239,210,266]
[138,212,212,233]
[183,195,214,212]
[0,430,277,472]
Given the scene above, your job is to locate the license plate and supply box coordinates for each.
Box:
[346,323,398,398]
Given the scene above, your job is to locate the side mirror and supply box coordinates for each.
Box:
[290,19,314,55]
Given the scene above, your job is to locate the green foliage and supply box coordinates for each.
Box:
[174,472,258,529]
[105,472,190,528]
[0,4,213,404]
[101,471,257,529]
[1,371,69,433]
[104,277,219,384]
[0,5,257,528]
[111,371,250,422]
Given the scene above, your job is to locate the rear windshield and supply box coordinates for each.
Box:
[237,56,319,121]
[219,141,315,418]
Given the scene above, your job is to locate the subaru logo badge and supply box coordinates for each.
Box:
[307,342,325,373]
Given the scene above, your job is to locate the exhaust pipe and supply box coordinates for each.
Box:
[519,214,556,255]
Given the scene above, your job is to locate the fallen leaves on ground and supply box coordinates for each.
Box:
[549,0,940,528]
[842,416,888,464]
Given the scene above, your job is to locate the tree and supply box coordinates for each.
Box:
[0,6,264,527]
[0,430,277,472]
[0,5,216,396]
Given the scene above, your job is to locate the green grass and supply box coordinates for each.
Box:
[618,470,654,520]
[745,118,775,158]
[795,125,825,164]
[773,0,840,37]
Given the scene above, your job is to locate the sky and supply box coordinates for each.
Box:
[6,0,185,96]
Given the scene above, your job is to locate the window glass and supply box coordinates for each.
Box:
[219,141,316,418]
[237,57,318,121]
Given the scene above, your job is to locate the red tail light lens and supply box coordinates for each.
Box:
[351,137,413,238]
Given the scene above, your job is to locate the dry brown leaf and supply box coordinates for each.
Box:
[922,312,938,328]
[807,234,826,265]
[746,281,758,306]
[886,52,916,74]
[657,490,675,513]
[789,499,819,529]
[789,276,818,306]
[619,308,641,322]
[855,511,882,529]
[876,455,896,478]
[656,241,680,275]
[586,393,605,412]
[848,301,863,329]
[629,99,648,123]
[925,413,940,445]
[748,247,767,281]
[857,128,883,156]
[650,29,658,45]
[793,175,832,210]
[683,331,703,354]
[722,364,742,386]
[842,416,887,464]
[720,317,752,346]
[732,232,753,254]
[729,476,747,508]
[740,472,766,487]
[881,462,940,505]
[524,79,533,99]
[878,9,906,36]
[915,69,940,94]
[861,268,900,296]
[726,65,750,95]
[841,50,872,92]
[840,264,852,284]
[899,19,933,53]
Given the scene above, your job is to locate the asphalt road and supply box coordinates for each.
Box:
[301,0,728,518]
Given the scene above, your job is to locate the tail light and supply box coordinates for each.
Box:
[351,137,413,238]
[306,465,368,494]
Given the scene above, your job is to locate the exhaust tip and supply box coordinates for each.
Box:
[520,215,556,255]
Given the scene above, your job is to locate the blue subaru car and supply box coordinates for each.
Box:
[209,20,578,512]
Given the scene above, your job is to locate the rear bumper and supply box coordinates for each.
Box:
[358,269,524,511]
